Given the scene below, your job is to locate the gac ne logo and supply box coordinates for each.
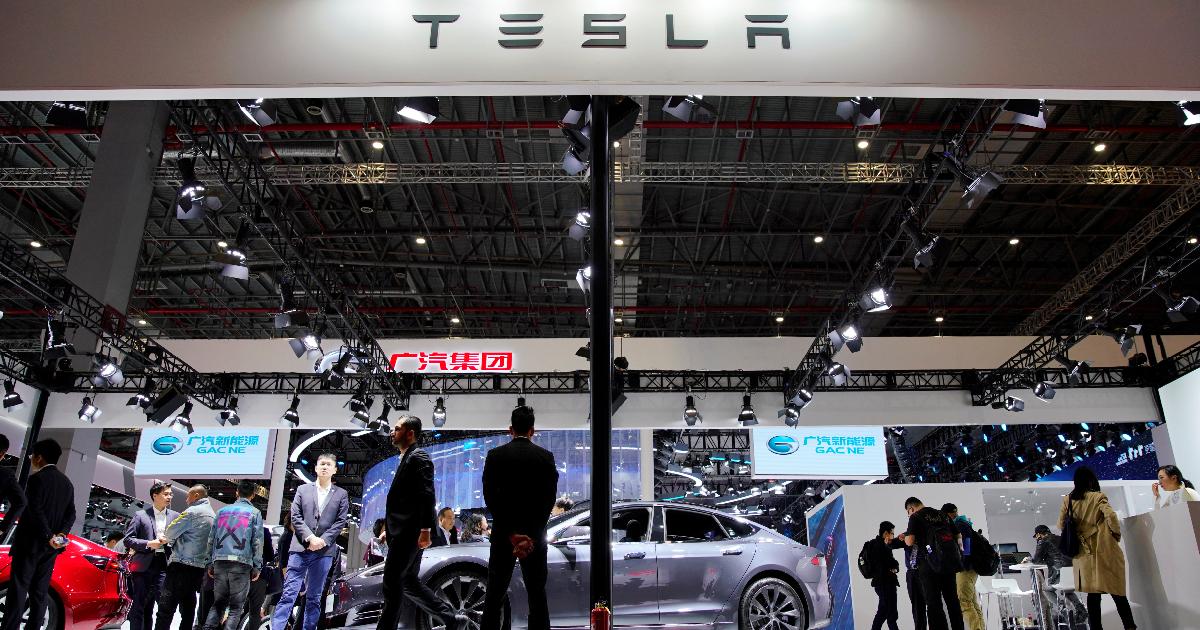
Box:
[152,436,184,456]
[766,435,799,456]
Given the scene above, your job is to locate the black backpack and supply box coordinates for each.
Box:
[923,513,965,575]
[968,529,1001,576]
[858,540,877,579]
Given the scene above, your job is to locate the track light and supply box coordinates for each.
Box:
[944,151,1003,209]
[325,352,354,389]
[568,210,592,242]
[170,401,195,435]
[347,382,374,427]
[683,395,702,426]
[78,394,101,424]
[1102,324,1141,356]
[559,96,641,174]
[274,280,309,329]
[990,396,1025,412]
[575,266,592,293]
[859,287,892,313]
[777,405,801,428]
[738,394,758,426]
[432,397,448,428]
[828,323,863,354]
[288,333,323,360]
[835,97,881,126]
[91,355,124,388]
[1178,101,1200,126]
[562,96,592,129]
[2,380,24,411]
[1033,381,1056,401]
[396,97,440,124]
[215,221,251,280]
[900,221,939,270]
[662,95,716,123]
[175,157,221,221]
[369,401,392,435]
[281,395,301,428]
[1160,289,1200,323]
[1004,99,1047,129]
[46,101,88,128]
[218,396,241,426]
[237,99,278,126]
[822,355,851,387]
[43,318,75,359]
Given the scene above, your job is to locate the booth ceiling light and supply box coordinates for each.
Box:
[575,266,592,293]
[859,287,892,313]
[214,221,251,281]
[828,323,863,354]
[663,95,717,123]
[43,318,75,359]
[1179,101,1200,126]
[562,95,592,129]
[289,333,323,360]
[432,397,448,428]
[281,395,301,428]
[325,352,355,389]
[126,378,156,412]
[46,101,88,127]
[170,401,196,435]
[835,97,881,127]
[91,355,124,388]
[78,395,101,424]
[274,281,308,329]
[347,381,374,428]
[236,99,278,126]
[2,380,23,411]
[778,388,814,427]
[369,401,392,436]
[738,394,758,426]
[396,97,440,124]
[174,157,221,221]
[1165,295,1200,323]
[991,395,1025,412]
[823,356,851,387]
[901,221,940,270]
[1033,381,1056,401]
[682,395,702,426]
[1054,355,1089,386]
[568,209,592,242]
[944,152,1003,210]
[1004,99,1047,129]
[217,396,241,427]
[1103,324,1141,356]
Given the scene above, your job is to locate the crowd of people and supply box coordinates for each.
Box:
[861,464,1196,630]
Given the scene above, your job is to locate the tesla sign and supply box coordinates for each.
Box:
[750,426,887,480]
[135,428,273,479]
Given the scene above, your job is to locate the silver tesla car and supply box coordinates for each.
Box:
[327,501,832,629]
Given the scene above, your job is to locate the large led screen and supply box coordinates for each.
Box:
[751,426,888,480]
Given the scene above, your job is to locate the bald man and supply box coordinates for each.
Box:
[155,485,215,630]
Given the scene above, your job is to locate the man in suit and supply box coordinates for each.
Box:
[270,453,349,630]
[481,403,559,630]
[124,481,179,630]
[431,507,458,547]
[0,434,27,539]
[376,416,467,630]
[1,439,74,630]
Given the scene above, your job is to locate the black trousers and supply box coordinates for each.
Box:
[1086,592,1137,630]
[917,565,964,630]
[374,534,456,630]
[129,555,168,630]
[0,549,58,630]
[482,536,549,630]
[871,584,900,630]
[154,563,206,630]
[243,572,269,630]
[906,569,928,630]
[195,573,214,630]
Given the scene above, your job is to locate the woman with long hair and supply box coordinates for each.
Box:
[1059,467,1137,629]
[461,513,491,543]
[1152,464,1199,509]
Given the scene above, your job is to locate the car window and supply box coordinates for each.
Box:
[665,509,727,543]
[554,508,651,543]
[715,514,757,539]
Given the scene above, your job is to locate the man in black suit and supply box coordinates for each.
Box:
[0,434,27,538]
[1,439,74,630]
[376,415,467,630]
[481,403,559,630]
[431,507,458,547]
[123,481,179,630]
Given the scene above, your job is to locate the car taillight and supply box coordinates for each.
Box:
[333,580,352,613]
[82,553,120,572]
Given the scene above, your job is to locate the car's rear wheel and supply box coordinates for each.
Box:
[739,576,809,630]
[0,585,61,630]
[419,567,507,630]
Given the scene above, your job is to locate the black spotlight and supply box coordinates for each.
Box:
[215,221,251,281]
[901,221,940,270]
[835,97,881,126]
[237,99,278,126]
[1003,99,1047,129]
[662,96,716,123]
[682,395,702,426]
[175,157,221,220]
[325,352,354,389]
[46,101,88,128]
[568,209,592,242]
[562,96,592,129]
[989,396,1025,412]
[274,280,309,329]
[432,397,448,428]
[1178,101,1200,126]
[169,401,196,435]
[126,378,156,411]
[346,381,374,427]
[944,151,1003,209]
[369,401,392,436]
[822,355,851,387]
[828,323,863,354]
[146,385,187,424]
[217,396,241,427]
[2,380,24,411]
[1033,381,1056,401]
[396,97,440,124]
[1163,291,1200,323]
[43,318,75,360]
[1102,324,1142,356]
[288,332,323,360]
[738,394,758,426]
[281,395,301,427]
[78,395,101,424]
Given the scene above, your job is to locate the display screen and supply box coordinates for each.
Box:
[134,428,273,478]
[1037,430,1158,482]
[750,426,888,480]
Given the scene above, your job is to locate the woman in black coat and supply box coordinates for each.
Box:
[868,521,902,630]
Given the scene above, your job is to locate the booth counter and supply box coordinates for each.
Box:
[1123,501,1200,630]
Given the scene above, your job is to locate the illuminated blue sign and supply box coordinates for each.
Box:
[751,426,887,480]
[151,436,184,455]
[135,428,273,479]
[766,435,799,455]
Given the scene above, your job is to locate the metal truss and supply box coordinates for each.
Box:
[171,104,410,404]
[1014,182,1200,335]
[0,350,36,384]
[0,232,224,406]
[2,163,1198,188]
[1163,340,1200,382]
[72,366,1136,397]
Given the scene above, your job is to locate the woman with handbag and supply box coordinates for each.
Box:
[1058,467,1137,630]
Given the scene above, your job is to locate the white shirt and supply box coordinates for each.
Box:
[1156,486,1200,509]
[440,526,454,545]
[153,507,169,552]
[316,481,333,514]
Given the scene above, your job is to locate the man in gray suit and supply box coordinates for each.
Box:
[269,453,349,630]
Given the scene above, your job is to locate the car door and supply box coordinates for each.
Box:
[544,507,659,627]
[655,507,756,624]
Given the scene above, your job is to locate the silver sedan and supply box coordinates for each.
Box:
[328,501,832,629]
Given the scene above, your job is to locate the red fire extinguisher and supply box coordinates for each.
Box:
[590,601,611,630]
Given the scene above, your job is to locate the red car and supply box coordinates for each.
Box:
[0,534,130,630]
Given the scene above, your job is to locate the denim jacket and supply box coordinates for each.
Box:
[164,497,216,569]
[209,498,264,570]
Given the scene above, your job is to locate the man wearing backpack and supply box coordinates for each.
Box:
[860,521,901,630]
[904,497,964,630]
[943,504,985,630]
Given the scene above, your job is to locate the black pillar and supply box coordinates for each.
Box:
[16,387,48,490]
[588,95,614,613]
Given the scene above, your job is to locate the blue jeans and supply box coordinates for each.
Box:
[269,551,333,630]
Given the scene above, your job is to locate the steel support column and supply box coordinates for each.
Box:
[588,96,614,615]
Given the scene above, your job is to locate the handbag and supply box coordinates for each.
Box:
[1059,495,1081,558]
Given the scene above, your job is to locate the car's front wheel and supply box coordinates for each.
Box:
[0,585,61,630]
[739,576,809,630]
[420,567,507,630]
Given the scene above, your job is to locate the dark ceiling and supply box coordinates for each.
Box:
[1,96,1198,346]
